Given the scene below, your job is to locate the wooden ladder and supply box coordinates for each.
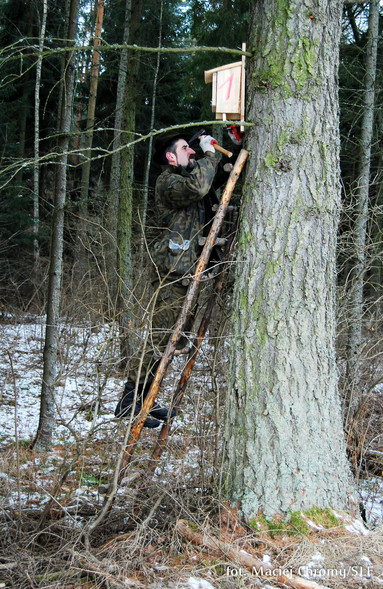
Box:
[119,148,249,482]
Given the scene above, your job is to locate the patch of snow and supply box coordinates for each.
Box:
[306,519,323,530]
[359,478,383,526]
[0,317,120,447]
[184,578,216,589]
[331,509,370,535]
[301,512,324,530]
[240,548,253,557]
[311,551,325,562]
[345,519,370,536]
[0,472,12,481]
[262,554,271,564]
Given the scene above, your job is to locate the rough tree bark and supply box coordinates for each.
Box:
[222,0,354,520]
[32,0,79,451]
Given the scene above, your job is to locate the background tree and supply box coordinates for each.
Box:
[344,0,379,440]
[33,0,48,268]
[335,2,383,481]
[0,0,40,296]
[32,0,79,451]
[116,0,143,366]
[140,0,164,263]
[75,0,105,281]
[222,0,353,520]
[105,0,132,311]
[0,0,72,302]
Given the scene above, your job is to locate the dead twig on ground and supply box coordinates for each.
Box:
[176,519,329,589]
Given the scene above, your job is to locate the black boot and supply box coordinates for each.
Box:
[141,382,177,421]
[115,383,161,428]
[115,382,177,424]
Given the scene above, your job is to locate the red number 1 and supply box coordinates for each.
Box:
[218,73,234,101]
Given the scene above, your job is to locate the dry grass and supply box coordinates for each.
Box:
[1,278,382,588]
[0,431,382,589]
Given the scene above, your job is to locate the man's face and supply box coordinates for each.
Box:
[166,139,196,170]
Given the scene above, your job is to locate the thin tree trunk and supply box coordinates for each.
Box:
[117,104,135,366]
[139,0,163,263]
[222,0,353,520]
[16,2,34,190]
[31,0,79,451]
[76,0,105,279]
[72,18,94,172]
[345,0,379,426]
[33,0,48,268]
[106,0,132,308]
[117,0,143,366]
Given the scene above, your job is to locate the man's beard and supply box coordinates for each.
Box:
[185,158,196,172]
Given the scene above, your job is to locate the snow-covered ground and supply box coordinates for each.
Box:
[1,315,383,589]
[0,315,121,445]
[0,314,218,521]
[0,314,382,528]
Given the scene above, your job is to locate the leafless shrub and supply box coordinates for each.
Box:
[337,196,383,487]
[1,206,383,588]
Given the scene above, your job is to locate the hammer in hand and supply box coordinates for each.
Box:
[189,128,233,159]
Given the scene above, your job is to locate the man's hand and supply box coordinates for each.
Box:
[199,135,218,154]
[228,125,243,146]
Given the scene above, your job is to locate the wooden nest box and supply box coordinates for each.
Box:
[204,43,246,131]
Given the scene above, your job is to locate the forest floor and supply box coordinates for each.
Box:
[0,313,382,589]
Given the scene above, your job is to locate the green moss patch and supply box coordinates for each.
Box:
[249,507,341,538]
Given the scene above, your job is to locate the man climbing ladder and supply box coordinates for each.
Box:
[115,130,231,427]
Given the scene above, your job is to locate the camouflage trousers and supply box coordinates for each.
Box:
[128,278,195,386]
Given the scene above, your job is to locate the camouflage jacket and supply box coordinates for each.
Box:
[152,152,219,278]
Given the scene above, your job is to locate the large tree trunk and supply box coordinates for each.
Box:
[32,0,79,451]
[222,0,353,520]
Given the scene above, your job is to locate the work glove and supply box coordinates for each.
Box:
[228,125,243,146]
[199,134,218,154]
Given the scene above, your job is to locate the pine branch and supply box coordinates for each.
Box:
[0,120,253,190]
[1,40,252,62]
